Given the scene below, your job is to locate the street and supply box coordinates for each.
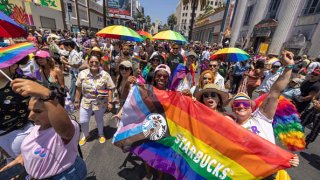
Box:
[65,76,320,180]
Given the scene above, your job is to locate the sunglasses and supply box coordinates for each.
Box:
[173,48,178,50]
[203,92,217,98]
[210,64,218,68]
[232,100,251,109]
[119,66,131,71]
[203,77,212,80]
[272,66,280,69]
[89,61,100,65]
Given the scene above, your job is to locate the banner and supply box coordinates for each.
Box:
[0,0,34,25]
[26,0,62,11]
[108,0,131,16]
[113,85,294,179]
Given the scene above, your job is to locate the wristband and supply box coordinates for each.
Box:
[285,65,294,69]
[40,90,57,101]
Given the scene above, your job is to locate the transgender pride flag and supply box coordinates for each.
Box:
[113,85,294,179]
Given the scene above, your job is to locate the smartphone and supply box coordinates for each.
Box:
[0,164,26,179]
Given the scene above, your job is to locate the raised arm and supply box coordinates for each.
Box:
[260,51,295,119]
[11,79,74,143]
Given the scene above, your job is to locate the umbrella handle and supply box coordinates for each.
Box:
[0,69,13,82]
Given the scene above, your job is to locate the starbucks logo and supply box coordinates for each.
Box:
[142,113,167,141]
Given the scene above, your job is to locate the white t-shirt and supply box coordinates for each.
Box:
[214,72,225,90]
[241,108,275,144]
[201,50,210,61]
[307,62,320,74]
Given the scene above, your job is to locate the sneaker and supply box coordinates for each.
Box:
[79,137,87,146]
[99,136,106,144]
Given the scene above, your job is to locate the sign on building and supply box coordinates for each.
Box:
[108,0,132,16]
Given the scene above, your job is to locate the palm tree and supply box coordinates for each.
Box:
[167,14,177,30]
[182,0,208,41]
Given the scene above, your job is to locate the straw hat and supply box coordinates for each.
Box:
[195,83,230,105]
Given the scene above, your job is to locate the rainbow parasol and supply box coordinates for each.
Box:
[152,30,187,44]
[137,30,152,40]
[0,11,27,38]
[210,47,250,62]
[96,25,143,42]
[0,42,36,69]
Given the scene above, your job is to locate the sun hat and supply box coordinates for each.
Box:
[187,51,198,59]
[195,83,230,105]
[34,50,50,58]
[227,92,255,108]
[154,64,171,76]
[119,60,132,68]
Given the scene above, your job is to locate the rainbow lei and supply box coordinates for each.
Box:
[254,94,306,151]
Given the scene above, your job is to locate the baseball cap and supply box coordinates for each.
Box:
[34,50,50,58]
[312,68,320,75]
[119,60,132,68]
[155,64,171,76]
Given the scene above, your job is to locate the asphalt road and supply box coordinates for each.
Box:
[65,74,320,180]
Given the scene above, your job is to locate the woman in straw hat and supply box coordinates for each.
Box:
[195,83,233,120]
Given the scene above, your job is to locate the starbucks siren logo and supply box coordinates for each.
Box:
[142,113,167,141]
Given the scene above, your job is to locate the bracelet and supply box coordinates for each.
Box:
[285,65,295,69]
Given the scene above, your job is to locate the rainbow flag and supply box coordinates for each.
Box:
[254,94,306,151]
[168,63,187,90]
[132,56,142,63]
[0,42,36,68]
[113,85,294,179]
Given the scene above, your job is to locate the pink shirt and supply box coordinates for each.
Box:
[21,120,80,179]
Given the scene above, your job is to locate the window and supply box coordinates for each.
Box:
[243,5,254,25]
[266,0,281,19]
[40,16,56,29]
[211,1,213,5]
[215,1,218,6]
[303,0,320,15]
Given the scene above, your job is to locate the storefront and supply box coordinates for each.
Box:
[250,19,278,54]
[192,8,224,44]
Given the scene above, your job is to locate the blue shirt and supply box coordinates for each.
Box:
[234,62,250,76]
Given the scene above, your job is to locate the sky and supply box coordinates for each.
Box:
[140,0,179,24]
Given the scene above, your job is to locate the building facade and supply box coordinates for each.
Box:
[231,0,320,58]
[0,0,64,30]
[175,0,224,37]
[192,7,225,44]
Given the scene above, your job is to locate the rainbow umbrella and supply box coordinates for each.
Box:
[0,11,27,38]
[210,47,250,62]
[96,25,143,42]
[152,30,187,44]
[0,42,36,69]
[137,30,152,40]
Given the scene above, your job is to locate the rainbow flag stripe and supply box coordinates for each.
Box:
[0,42,36,68]
[113,85,294,179]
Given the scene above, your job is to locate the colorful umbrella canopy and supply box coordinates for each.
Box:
[0,42,36,69]
[96,25,143,42]
[152,30,187,44]
[137,30,152,40]
[210,48,250,62]
[0,11,27,38]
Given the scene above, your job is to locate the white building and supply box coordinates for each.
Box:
[175,0,224,37]
[231,0,320,58]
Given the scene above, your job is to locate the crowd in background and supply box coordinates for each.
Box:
[1,27,320,179]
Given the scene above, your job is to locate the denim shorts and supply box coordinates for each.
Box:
[26,156,87,180]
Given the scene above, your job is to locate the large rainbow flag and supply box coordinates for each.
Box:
[113,85,294,179]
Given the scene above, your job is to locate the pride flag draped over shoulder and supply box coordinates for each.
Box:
[113,85,294,179]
